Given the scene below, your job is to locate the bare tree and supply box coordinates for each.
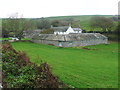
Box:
[37,18,51,29]
[2,18,36,39]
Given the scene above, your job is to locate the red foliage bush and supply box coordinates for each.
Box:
[2,43,66,88]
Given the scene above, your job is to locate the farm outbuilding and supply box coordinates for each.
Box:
[23,29,42,38]
[32,33,108,47]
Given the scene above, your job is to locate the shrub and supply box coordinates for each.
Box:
[2,43,64,88]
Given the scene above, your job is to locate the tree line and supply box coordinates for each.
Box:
[2,16,118,39]
[2,18,37,39]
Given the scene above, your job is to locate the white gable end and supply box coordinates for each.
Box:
[66,26,75,34]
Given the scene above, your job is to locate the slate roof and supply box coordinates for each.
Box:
[52,26,82,32]
[51,26,69,32]
[23,29,42,33]
[32,33,107,41]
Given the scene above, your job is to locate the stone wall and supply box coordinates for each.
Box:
[32,40,59,46]
[32,38,108,47]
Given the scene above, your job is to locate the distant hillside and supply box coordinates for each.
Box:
[47,15,114,21]
[46,15,118,31]
[1,15,118,32]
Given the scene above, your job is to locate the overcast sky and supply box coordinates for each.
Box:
[0,0,119,18]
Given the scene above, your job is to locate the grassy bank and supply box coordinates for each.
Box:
[11,42,118,88]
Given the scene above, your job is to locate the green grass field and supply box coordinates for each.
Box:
[11,42,118,88]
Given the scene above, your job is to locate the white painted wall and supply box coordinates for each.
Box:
[79,31,82,33]
[66,26,75,34]
[74,31,82,33]
[54,26,82,35]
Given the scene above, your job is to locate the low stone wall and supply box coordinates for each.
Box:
[32,40,59,46]
[32,38,108,47]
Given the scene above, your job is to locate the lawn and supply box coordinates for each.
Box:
[11,42,118,88]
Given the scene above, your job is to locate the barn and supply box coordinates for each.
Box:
[32,33,108,47]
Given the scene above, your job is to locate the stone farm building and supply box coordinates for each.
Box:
[23,29,42,38]
[32,33,108,47]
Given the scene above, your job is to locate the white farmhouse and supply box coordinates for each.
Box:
[52,25,82,35]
